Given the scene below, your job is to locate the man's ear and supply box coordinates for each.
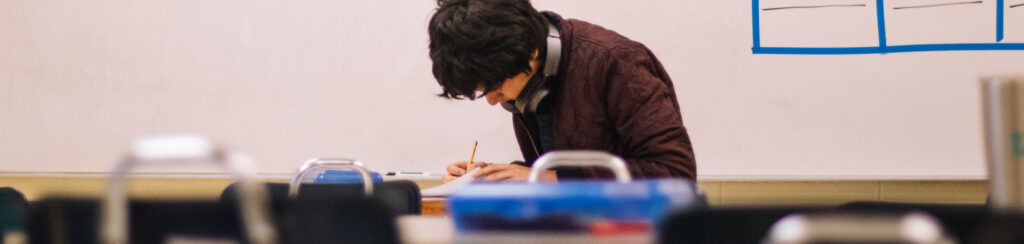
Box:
[529,50,541,73]
[526,50,541,75]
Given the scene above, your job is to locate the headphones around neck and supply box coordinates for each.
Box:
[501,22,561,114]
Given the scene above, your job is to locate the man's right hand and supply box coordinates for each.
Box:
[443,161,489,183]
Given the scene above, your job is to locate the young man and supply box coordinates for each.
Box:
[428,0,696,182]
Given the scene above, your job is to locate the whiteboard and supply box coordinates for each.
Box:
[2,0,1023,179]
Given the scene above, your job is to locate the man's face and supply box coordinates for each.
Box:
[482,51,540,106]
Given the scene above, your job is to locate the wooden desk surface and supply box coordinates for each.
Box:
[421,197,447,216]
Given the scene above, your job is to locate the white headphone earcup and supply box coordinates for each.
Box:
[507,22,561,114]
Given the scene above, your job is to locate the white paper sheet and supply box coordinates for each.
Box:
[420,168,480,197]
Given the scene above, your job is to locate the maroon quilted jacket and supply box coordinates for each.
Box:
[511,13,696,180]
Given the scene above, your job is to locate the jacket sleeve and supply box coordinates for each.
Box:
[578,45,697,180]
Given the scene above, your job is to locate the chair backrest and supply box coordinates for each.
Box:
[0,187,29,241]
[658,207,816,244]
[298,182,421,215]
[102,135,276,244]
[279,191,399,244]
[30,134,278,244]
[288,158,374,197]
[220,181,421,216]
[217,182,401,244]
[660,203,1024,244]
[28,135,403,244]
[527,150,631,183]
[30,198,101,244]
[838,201,1022,244]
[761,211,953,244]
[283,158,421,214]
[30,196,400,244]
[218,157,414,243]
[30,198,246,244]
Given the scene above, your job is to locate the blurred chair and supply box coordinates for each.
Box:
[28,135,400,244]
[0,187,29,243]
[659,203,1024,244]
[839,201,1024,244]
[761,210,954,244]
[219,181,421,216]
[276,189,398,244]
[221,158,420,215]
[30,134,276,244]
[220,158,409,243]
[658,207,815,244]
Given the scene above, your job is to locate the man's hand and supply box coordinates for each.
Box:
[443,161,489,183]
[473,163,557,182]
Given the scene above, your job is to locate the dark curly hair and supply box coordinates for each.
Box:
[428,0,549,100]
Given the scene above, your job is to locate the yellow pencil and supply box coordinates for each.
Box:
[467,140,478,170]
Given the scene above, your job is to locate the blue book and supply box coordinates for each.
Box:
[448,179,706,232]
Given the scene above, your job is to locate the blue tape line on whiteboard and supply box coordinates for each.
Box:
[752,0,760,49]
[876,0,887,49]
[998,0,1004,42]
[753,47,884,55]
[754,43,1024,55]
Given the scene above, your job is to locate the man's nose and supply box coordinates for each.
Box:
[485,92,501,105]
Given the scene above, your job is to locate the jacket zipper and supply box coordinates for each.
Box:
[516,114,542,158]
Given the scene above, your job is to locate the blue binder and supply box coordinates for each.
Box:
[447,151,706,233]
